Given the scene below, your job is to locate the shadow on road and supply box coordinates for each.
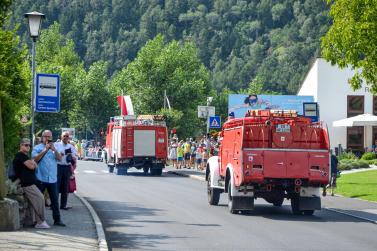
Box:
[110,170,185,178]
[86,199,189,250]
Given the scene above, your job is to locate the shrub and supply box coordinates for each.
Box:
[367,159,377,165]
[361,152,376,160]
[338,159,370,171]
[338,152,358,160]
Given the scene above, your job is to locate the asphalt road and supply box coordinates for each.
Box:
[76,160,377,251]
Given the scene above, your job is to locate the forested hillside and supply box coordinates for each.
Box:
[9,0,330,94]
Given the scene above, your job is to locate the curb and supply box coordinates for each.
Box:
[167,170,205,181]
[324,207,377,225]
[74,193,109,251]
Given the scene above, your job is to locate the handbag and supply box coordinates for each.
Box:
[68,164,76,193]
[69,176,76,193]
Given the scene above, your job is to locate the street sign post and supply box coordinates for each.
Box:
[198,106,216,133]
[35,73,60,112]
[209,116,221,129]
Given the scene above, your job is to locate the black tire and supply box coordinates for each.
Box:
[150,168,162,176]
[228,180,237,214]
[108,165,114,173]
[207,175,220,205]
[303,210,314,216]
[273,197,284,207]
[291,195,302,215]
[155,168,162,176]
[143,167,149,174]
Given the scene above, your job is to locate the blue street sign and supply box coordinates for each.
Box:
[303,102,319,122]
[36,73,60,113]
[209,116,221,129]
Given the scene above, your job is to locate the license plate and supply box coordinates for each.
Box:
[276,124,290,133]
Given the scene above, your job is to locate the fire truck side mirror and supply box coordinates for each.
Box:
[265,120,271,126]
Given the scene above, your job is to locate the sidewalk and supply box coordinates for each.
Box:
[166,165,377,224]
[0,194,101,250]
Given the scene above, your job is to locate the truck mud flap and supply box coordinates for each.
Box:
[232,197,254,211]
[298,196,321,210]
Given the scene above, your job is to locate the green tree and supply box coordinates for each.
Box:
[0,0,29,199]
[322,0,377,92]
[35,22,85,137]
[111,34,211,137]
[0,23,29,160]
[70,61,116,140]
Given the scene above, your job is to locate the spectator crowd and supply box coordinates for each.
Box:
[168,134,219,170]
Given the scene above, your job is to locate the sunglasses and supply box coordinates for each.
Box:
[63,135,69,138]
[22,144,31,147]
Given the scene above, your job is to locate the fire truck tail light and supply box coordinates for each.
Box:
[253,165,262,169]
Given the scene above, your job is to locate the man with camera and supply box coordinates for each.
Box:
[55,131,77,211]
[32,130,66,226]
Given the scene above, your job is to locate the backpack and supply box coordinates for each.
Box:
[7,160,19,182]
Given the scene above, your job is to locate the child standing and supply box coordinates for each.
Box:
[201,146,208,170]
[176,142,184,169]
[195,145,203,170]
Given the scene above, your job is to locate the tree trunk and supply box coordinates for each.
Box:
[0,100,6,200]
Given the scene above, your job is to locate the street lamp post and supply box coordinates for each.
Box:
[24,11,45,147]
[206,97,213,134]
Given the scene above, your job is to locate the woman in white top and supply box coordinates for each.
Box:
[169,140,178,168]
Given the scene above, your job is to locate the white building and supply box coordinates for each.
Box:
[298,58,375,153]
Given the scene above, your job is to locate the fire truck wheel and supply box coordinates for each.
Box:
[151,168,162,176]
[272,197,284,207]
[228,181,237,214]
[207,175,220,205]
[290,195,302,215]
[108,165,114,173]
[303,210,314,216]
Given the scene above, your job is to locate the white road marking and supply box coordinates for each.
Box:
[83,170,97,174]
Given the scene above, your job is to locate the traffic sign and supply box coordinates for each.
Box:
[35,73,60,112]
[198,106,215,118]
[209,116,221,129]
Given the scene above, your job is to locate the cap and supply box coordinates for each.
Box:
[20,138,31,145]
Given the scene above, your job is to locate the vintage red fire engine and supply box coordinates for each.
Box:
[104,114,168,176]
[206,109,330,215]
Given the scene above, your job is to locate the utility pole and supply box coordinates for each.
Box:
[164,90,166,109]
[0,100,7,200]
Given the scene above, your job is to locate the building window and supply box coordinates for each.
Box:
[347,95,364,151]
[373,96,377,145]
[347,95,364,117]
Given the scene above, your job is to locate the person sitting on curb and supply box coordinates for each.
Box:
[13,138,50,229]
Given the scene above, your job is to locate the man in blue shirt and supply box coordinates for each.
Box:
[32,130,66,226]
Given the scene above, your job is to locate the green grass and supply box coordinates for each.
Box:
[335,170,377,202]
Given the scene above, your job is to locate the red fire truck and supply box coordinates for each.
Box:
[104,115,168,176]
[206,110,330,215]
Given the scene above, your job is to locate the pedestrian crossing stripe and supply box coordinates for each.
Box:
[209,116,221,129]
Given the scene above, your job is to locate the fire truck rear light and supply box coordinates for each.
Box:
[310,166,320,170]
[294,179,302,186]
[253,165,262,169]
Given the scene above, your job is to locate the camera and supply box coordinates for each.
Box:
[47,139,53,144]
[65,148,74,164]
